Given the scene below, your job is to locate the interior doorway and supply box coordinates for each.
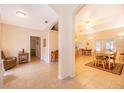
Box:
[30,36,41,61]
[49,23,59,63]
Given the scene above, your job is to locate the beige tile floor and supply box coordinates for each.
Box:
[2,56,124,89]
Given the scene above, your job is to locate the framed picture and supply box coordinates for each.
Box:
[43,38,46,47]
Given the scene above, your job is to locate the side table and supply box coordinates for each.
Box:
[18,52,29,64]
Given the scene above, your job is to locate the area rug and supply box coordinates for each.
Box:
[85,62,124,75]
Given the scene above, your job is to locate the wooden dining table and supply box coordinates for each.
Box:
[95,51,115,69]
[96,51,115,57]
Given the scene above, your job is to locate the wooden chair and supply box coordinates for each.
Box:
[51,51,55,62]
[120,52,124,60]
[55,50,58,62]
[51,50,58,62]
[97,56,108,69]
[108,52,117,70]
[92,51,102,67]
[93,51,107,69]
[92,51,98,66]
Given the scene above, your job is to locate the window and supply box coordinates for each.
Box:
[106,40,114,52]
[95,39,115,52]
[77,42,83,49]
[95,41,102,51]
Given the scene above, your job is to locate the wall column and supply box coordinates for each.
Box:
[58,12,75,79]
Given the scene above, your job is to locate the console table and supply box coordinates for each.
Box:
[18,52,29,64]
[81,49,92,56]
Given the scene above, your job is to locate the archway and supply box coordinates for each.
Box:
[49,4,83,79]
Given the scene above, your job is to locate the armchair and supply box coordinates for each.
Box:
[1,51,17,70]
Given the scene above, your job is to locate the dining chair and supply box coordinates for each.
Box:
[120,52,124,60]
[92,51,98,66]
[97,56,108,69]
[108,51,117,70]
[93,51,107,69]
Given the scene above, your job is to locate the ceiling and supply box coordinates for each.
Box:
[0,4,58,30]
[76,4,124,35]
[1,4,124,33]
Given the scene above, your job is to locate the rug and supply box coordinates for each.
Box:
[85,62,124,75]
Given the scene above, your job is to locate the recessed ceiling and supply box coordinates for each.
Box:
[0,4,58,30]
[76,4,124,35]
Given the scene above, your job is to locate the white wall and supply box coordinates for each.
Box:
[50,30,58,51]
[0,13,2,59]
[41,28,49,62]
[0,24,1,50]
[2,24,49,62]
[49,30,58,62]
[0,23,1,60]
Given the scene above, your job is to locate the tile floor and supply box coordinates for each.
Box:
[2,55,124,89]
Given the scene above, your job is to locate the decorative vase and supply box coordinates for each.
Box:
[22,49,24,53]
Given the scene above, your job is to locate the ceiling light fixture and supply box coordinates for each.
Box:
[119,36,124,39]
[85,21,94,30]
[16,11,26,17]
[88,36,94,40]
[118,33,124,39]
[118,33,124,36]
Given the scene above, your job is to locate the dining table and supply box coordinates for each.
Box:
[96,51,115,57]
[95,51,115,69]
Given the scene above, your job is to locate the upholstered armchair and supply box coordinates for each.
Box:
[1,51,17,70]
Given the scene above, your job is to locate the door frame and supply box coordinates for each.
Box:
[30,36,41,60]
